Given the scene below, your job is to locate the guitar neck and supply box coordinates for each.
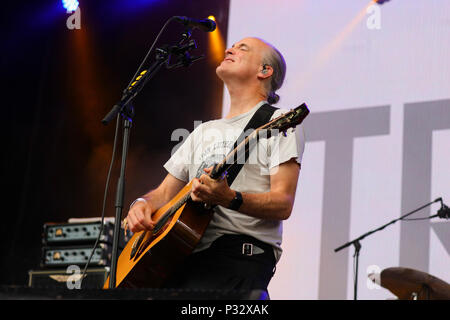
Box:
[209,103,309,180]
[209,129,259,180]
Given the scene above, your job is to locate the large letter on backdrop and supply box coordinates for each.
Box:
[305,105,390,299]
[400,99,450,271]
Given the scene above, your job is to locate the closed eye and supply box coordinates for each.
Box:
[232,43,250,51]
[239,44,249,51]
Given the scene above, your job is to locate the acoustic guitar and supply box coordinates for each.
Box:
[103,103,309,288]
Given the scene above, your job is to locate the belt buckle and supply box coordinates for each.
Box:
[242,243,253,256]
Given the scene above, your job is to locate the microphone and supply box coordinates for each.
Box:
[174,16,216,32]
[437,198,450,219]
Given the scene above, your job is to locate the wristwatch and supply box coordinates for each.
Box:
[228,191,243,211]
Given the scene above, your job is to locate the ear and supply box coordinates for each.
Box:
[257,64,273,79]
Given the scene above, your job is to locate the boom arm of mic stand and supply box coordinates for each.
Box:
[334,197,442,253]
[102,40,202,125]
[334,197,441,300]
[101,57,168,126]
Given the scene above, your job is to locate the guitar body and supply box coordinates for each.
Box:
[103,181,213,288]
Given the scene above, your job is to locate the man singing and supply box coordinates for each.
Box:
[125,37,305,296]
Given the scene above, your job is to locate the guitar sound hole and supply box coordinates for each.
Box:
[133,216,174,261]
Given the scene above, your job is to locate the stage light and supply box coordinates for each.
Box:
[208,16,225,65]
[62,0,79,12]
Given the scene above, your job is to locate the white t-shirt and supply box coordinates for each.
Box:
[163,101,305,261]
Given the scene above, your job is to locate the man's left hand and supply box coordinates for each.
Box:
[190,167,235,207]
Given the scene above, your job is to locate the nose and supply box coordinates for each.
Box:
[225,46,235,56]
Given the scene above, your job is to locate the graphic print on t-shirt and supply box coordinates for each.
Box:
[195,140,235,178]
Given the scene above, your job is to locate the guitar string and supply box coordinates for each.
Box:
[132,190,192,257]
[217,122,281,179]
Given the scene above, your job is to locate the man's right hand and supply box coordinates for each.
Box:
[123,173,187,234]
[125,200,156,233]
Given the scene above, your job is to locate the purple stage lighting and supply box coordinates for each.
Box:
[62,0,79,12]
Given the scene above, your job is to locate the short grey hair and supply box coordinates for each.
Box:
[262,43,286,104]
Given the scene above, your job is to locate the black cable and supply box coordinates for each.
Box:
[403,214,439,221]
[80,114,121,288]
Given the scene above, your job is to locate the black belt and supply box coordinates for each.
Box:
[211,234,274,257]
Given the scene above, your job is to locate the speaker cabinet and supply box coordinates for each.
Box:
[28,267,109,289]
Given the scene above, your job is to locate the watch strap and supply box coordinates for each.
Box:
[228,191,243,211]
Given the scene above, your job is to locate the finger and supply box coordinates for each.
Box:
[200,173,214,185]
[192,178,200,187]
[135,209,154,230]
[203,166,213,173]
[221,174,229,184]
[143,206,155,230]
[127,211,145,233]
[190,191,201,202]
[122,218,129,235]
[125,212,134,230]
[192,178,202,192]
[191,185,201,197]
[194,183,208,195]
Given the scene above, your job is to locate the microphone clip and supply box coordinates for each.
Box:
[437,203,450,219]
[163,39,204,69]
[180,27,192,43]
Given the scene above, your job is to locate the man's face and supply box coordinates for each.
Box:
[216,37,268,82]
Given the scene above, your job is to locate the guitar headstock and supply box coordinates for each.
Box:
[265,103,310,133]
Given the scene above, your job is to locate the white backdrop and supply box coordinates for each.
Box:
[222,0,450,299]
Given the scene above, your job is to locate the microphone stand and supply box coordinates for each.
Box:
[334,197,443,300]
[101,28,204,289]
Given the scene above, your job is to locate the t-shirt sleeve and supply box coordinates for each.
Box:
[268,123,305,170]
[163,128,196,183]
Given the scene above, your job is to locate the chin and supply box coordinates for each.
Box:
[215,64,226,80]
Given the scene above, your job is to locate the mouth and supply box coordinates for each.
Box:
[224,57,234,62]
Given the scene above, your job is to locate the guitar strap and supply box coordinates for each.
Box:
[225,103,278,187]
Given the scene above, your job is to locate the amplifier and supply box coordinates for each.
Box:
[28,267,109,289]
[41,244,111,268]
[43,221,116,245]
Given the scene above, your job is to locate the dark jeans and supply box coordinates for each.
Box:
[162,234,276,296]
